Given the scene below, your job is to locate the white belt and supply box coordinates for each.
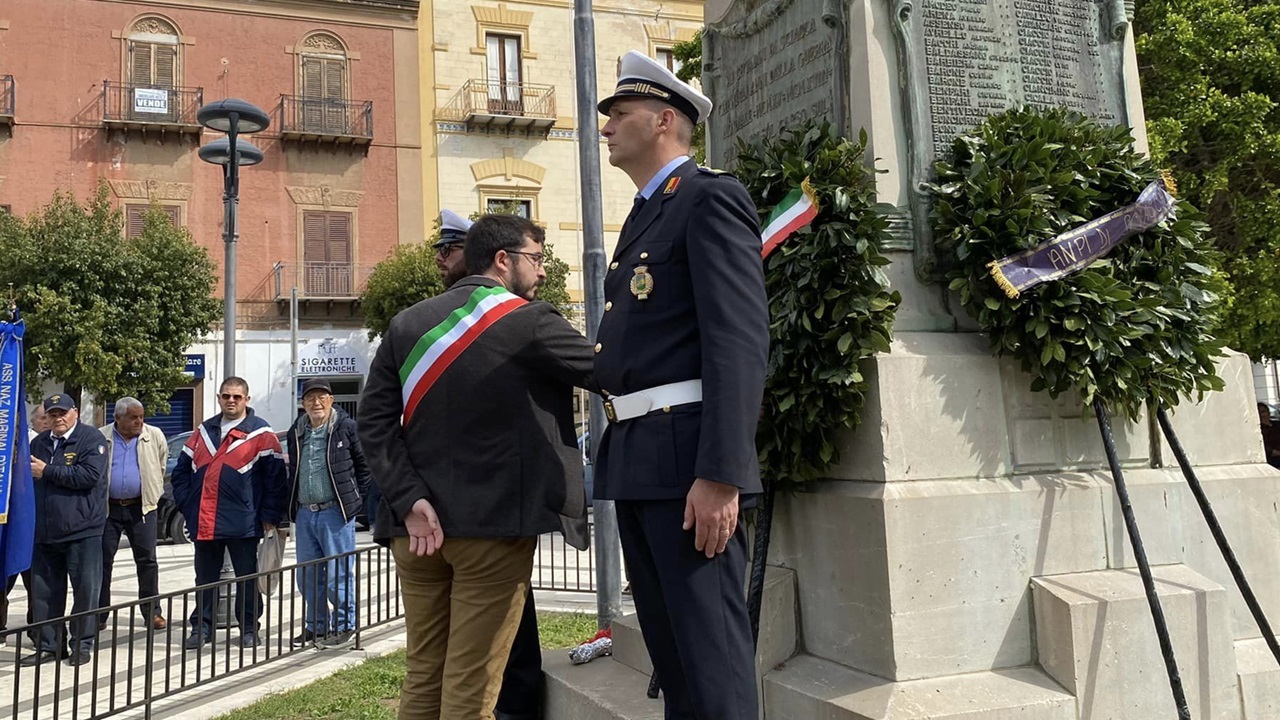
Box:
[604,380,702,423]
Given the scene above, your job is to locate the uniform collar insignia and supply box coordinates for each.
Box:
[663,176,681,195]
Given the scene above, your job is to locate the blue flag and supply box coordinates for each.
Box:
[0,318,34,581]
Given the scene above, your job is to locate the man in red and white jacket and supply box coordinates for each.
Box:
[171,376,288,650]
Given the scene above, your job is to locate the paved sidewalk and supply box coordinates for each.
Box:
[0,530,621,720]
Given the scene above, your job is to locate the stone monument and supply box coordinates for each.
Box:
[543,1,1280,717]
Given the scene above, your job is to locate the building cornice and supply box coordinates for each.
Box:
[96,0,420,29]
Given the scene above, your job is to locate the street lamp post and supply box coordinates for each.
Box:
[197,99,270,379]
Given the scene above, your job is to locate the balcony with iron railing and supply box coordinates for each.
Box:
[273,262,377,304]
[279,95,373,144]
[0,75,13,126]
[440,79,557,135]
[102,81,203,134]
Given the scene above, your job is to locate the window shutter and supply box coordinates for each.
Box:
[303,212,328,263]
[126,205,147,239]
[323,59,345,100]
[301,57,324,99]
[327,213,352,295]
[326,213,352,264]
[154,44,178,88]
[130,41,154,85]
[164,205,181,227]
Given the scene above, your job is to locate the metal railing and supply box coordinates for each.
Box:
[101,82,203,127]
[272,262,377,300]
[1,528,599,719]
[2,545,402,720]
[279,95,373,140]
[0,75,13,119]
[440,79,556,122]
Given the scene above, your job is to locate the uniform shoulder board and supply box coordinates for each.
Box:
[696,166,736,178]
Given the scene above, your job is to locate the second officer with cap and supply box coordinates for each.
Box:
[594,51,769,718]
[434,209,474,287]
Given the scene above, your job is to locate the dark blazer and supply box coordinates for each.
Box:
[31,423,109,544]
[359,276,595,545]
[286,406,371,523]
[594,158,770,501]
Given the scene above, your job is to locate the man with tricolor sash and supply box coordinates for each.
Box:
[596,51,769,718]
[359,213,595,719]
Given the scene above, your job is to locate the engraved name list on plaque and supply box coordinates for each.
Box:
[893,0,1134,278]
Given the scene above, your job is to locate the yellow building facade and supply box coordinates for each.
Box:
[418,0,704,304]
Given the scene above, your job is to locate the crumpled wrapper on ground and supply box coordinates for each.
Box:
[569,627,613,665]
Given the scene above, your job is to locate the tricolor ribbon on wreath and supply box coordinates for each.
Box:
[761,178,820,259]
[987,173,1179,299]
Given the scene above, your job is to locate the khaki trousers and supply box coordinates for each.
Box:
[393,536,536,720]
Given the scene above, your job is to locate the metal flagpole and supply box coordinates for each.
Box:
[573,0,623,629]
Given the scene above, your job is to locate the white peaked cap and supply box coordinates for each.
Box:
[598,50,712,125]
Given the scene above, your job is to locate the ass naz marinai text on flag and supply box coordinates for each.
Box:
[761,178,820,259]
[0,316,35,581]
[399,285,527,425]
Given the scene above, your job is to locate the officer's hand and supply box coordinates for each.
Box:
[683,478,739,559]
[30,457,46,479]
[406,498,445,557]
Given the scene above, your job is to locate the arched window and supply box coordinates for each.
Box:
[127,16,180,89]
[298,32,349,133]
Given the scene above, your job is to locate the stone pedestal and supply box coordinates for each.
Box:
[544,0,1280,716]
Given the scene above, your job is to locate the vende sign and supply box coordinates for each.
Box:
[134,88,169,114]
[298,339,368,377]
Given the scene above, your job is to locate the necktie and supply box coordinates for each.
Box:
[621,195,646,239]
[52,436,62,454]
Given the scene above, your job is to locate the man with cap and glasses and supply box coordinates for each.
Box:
[285,377,371,649]
[594,51,769,718]
[435,208,474,288]
[23,393,110,667]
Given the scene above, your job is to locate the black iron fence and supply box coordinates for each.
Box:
[2,546,401,720]
[279,95,373,140]
[101,82,203,127]
[1,527,599,719]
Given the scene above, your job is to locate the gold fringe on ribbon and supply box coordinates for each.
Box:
[987,261,1021,299]
[1158,169,1178,197]
[800,176,820,213]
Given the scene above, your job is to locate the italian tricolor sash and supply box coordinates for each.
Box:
[399,285,527,425]
[761,177,820,259]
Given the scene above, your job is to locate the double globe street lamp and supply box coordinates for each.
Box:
[197,99,270,378]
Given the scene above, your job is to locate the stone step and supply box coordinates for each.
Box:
[1237,637,1280,719]
[764,654,1077,719]
[611,612,651,676]
[1031,564,1240,719]
[543,650,665,720]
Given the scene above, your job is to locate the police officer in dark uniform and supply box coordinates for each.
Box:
[594,51,769,719]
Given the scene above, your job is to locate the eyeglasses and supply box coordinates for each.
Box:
[435,244,461,257]
[303,394,330,404]
[220,393,245,401]
[506,249,545,268]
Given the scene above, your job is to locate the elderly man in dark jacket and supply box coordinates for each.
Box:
[24,394,109,667]
[285,378,370,648]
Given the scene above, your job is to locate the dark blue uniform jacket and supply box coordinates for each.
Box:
[594,158,769,501]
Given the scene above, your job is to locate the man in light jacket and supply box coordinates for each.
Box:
[97,397,169,630]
